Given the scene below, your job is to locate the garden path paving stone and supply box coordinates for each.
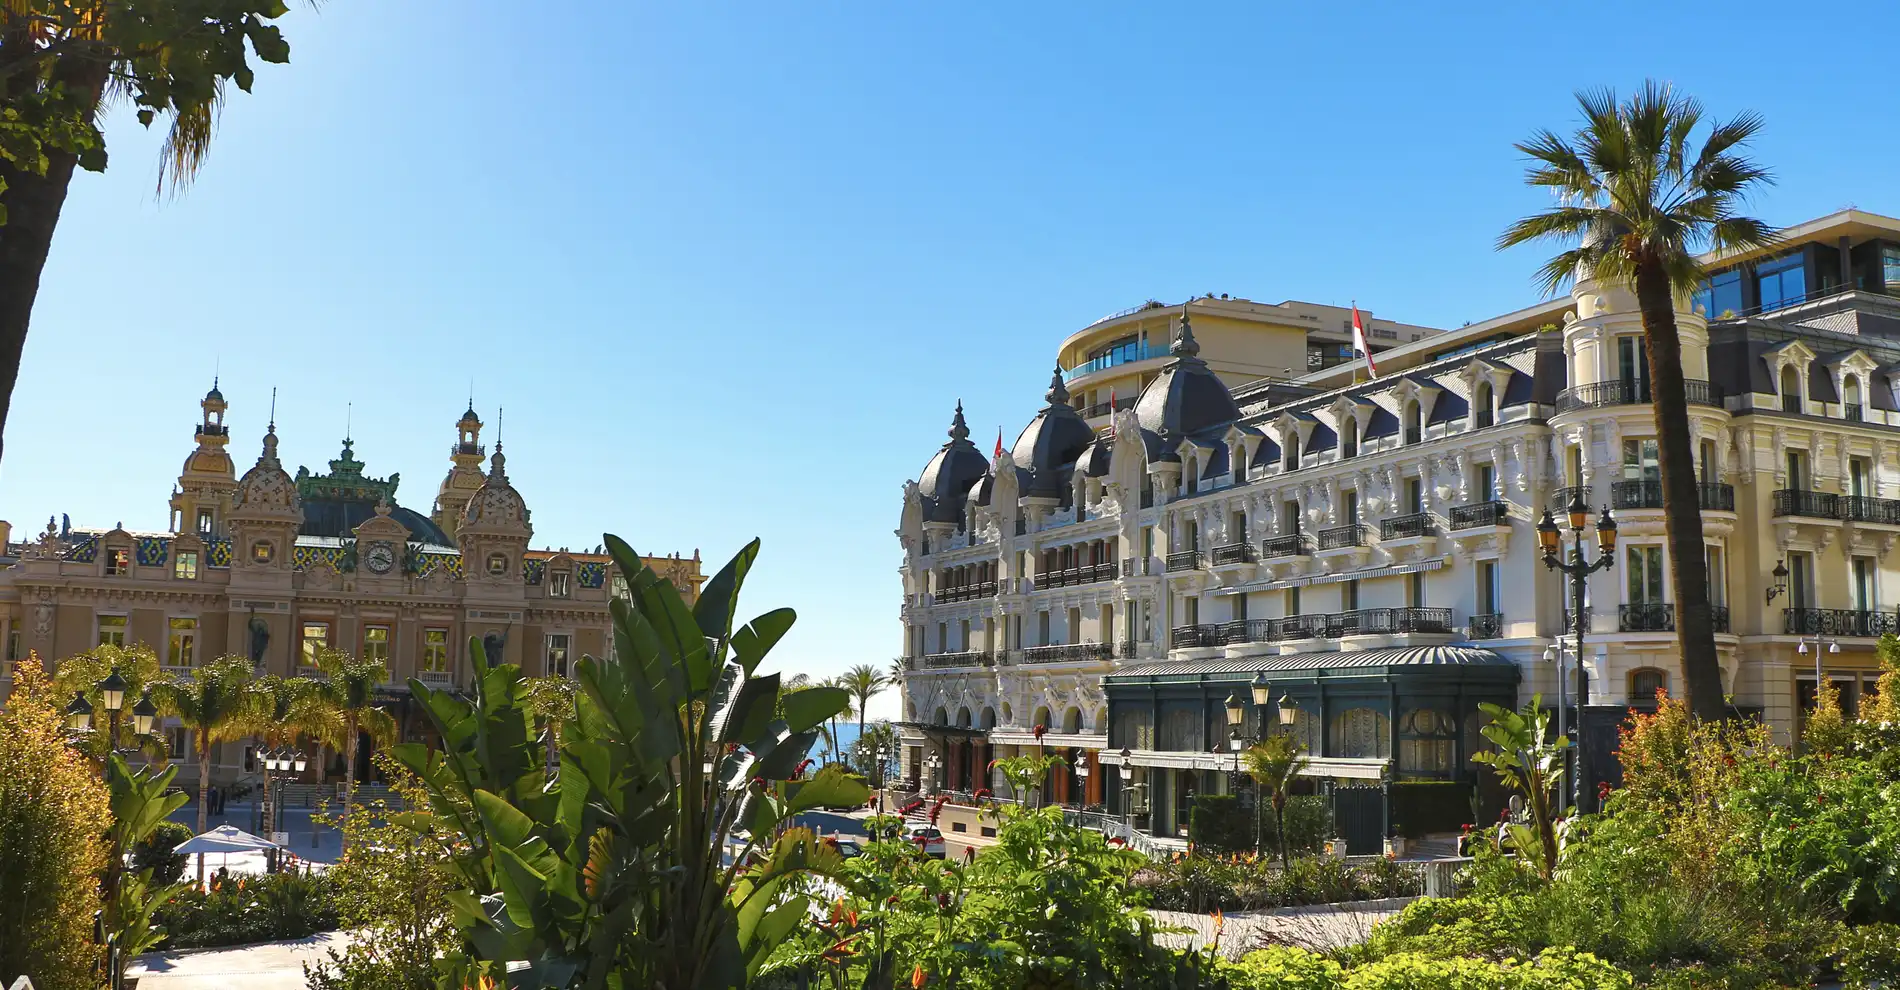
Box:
[129,931,356,990]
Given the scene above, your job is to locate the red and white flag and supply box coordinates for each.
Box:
[994,429,1004,460]
[1351,302,1379,377]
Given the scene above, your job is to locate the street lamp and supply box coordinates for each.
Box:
[131,693,157,738]
[1538,497,1617,813]
[1765,560,1790,604]
[258,748,307,862]
[1118,747,1138,839]
[1277,693,1299,729]
[875,746,891,813]
[925,752,942,794]
[64,692,93,732]
[1796,634,1842,717]
[1251,671,1272,708]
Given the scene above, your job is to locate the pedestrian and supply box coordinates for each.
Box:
[208,785,220,817]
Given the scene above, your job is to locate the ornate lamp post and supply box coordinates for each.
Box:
[1074,752,1090,810]
[1537,494,1618,813]
[64,692,94,733]
[1765,560,1790,605]
[259,749,307,867]
[130,692,158,739]
[1796,633,1841,721]
[925,751,942,794]
[1118,747,1138,840]
[875,746,890,813]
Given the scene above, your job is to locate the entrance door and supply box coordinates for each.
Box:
[1333,783,1386,855]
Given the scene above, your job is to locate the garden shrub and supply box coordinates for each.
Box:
[1834,923,1900,989]
[1345,947,1632,990]
[1135,854,1421,912]
[1223,946,1345,989]
[1192,793,1255,853]
[156,869,339,949]
[0,665,112,990]
[133,819,194,886]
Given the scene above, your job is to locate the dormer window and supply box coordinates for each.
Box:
[1403,401,1422,445]
[550,571,572,598]
[1340,418,1358,458]
[1844,375,1864,421]
[487,552,509,576]
[1780,365,1803,415]
[1474,382,1495,429]
[106,547,131,575]
[1284,433,1301,470]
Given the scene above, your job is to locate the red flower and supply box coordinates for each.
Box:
[962,846,975,863]
[1108,837,1126,847]
[937,892,950,909]
[973,788,992,800]
[1597,781,1612,801]
[794,758,815,776]
[1033,723,1047,741]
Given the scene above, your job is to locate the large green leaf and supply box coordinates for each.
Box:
[779,686,849,735]
[694,538,762,648]
[785,765,871,815]
[729,608,796,677]
[717,672,780,745]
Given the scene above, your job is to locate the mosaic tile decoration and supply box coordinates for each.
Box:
[207,540,232,568]
[522,558,545,585]
[67,537,97,563]
[577,560,607,588]
[136,537,169,567]
[416,552,463,578]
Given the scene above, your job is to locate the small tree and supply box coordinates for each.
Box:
[308,646,397,825]
[153,655,258,882]
[0,664,110,990]
[1803,677,1853,756]
[1242,733,1309,868]
[1864,634,1900,726]
[52,643,169,763]
[839,663,888,769]
[1471,695,1567,881]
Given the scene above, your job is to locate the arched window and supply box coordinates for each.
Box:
[955,707,973,729]
[1328,707,1391,759]
[1000,702,1013,724]
[1398,708,1457,778]
[1845,375,1864,421]
[1780,365,1802,415]
[1404,401,1422,444]
[1474,382,1494,429]
[1185,456,1199,494]
[1062,707,1083,733]
[933,706,949,726]
[1629,668,1668,709]
[1340,417,1359,458]
[979,706,997,730]
[1032,705,1052,731]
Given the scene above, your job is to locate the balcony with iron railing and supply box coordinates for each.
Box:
[1842,495,1900,526]
[913,651,996,670]
[1773,489,1840,519]
[937,581,999,602]
[1547,486,1587,512]
[1165,550,1203,572]
[1380,512,1433,540]
[1449,501,1508,530]
[1468,613,1504,640]
[1609,480,1735,512]
[1211,543,1257,565]
[1317,523,1368,551]
[1038,565,1115,589]
[1783,608,1900,637]
[1554,379,1720,414]
[1171,624,1224,649]
[1214,608,1456,647]
[1259,534,1311,559]
[1082,396,1139,418]
[1619,603,1731,633]
[1019,643,1113,664]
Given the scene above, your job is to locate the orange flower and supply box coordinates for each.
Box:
[1210,908,1224,934]
[912,964,927,988]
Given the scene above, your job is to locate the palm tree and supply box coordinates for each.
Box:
[1499,82,1776,722]
[838,663,888,770]
[1242,734,1308,869]
[821,677,855,766]
[308,647,397,822]
[152,656,259,882]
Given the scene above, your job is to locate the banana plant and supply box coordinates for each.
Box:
[391,535,867,989]
[103,756,191,985]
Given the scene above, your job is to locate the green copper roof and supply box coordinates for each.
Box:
[295,439,400,503]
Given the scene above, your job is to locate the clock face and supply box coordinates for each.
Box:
[366,542,396,574]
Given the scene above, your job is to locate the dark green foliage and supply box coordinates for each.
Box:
[130,813,193,886]
[155,869,339,949]
[1132,854,1422,913]
[1834,923,1900,989]
[1189,793,1252,853]
[1388,781,1471,839]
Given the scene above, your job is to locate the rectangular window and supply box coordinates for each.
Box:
[106,548,131,576]
[1853,557,1876,612]
[1282,501,1301,535]
[1617,336,1650,400]
[550,571,572,598]
[1757,252,1807,312]
[1184,597,1199,626]
[1622,438,1660,481]
[546,634,570,678]
[168,725,190,760]
[1408,571,1426,607]
[1141,527,1154,561]
[1626,546,1665,605]
[167,617,197,668]
[1405,478,1423,514]
[98,614,128,648]
[422,627,450,672]
[1706,546,1727,607]
[1699,440,1717,484]
[363,625,390,665]
[1478,560,1500,615]
[1790,552,1813,610]
[5,629,19,663]
[1477,464,1496,501]
[1343,579,1361,611]
[1287,586,1301,616]
[1067,607,1081,642]
[937,622,948,652]
[1884,246,1900,291]
[1851,458,1870,498]
[300,622,329,669]
[959,618,971,650]
[1037,612,1050,646]
[1694,269,1743,319]
[1343,490,1359,526]
[1184,520,1199,551]
[174,550,199,580]
[1233,594,1249,621]
[1787,450,1808,490]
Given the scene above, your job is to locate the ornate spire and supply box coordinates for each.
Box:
[1171,305,1201,358]
[260,424,281,467]
[948,400,970,443]
[1044,367,1070,407]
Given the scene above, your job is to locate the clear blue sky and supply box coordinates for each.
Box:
[5,2,1899,719]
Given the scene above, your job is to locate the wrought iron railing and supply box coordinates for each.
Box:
[1609,480,1735,511]
[1449,501,1508,530]
[1038,566,1114,589]
[1468,612,1504,639]
[1773,489,1840,519]
[1554,378,1719,413]
[937,581,999,602]
[1211,542,1257,565]
[1783,608,1900,637]
[1317,524,1368,550]
[1165,550,1203,572]
[1548,486,1587,512]
[1842,495,1900,525]
[1618,603,1674,632]
[1381,512,1433,540]
[1260,534,1311,559]
[1847,403,1865,422]
[919,651,994,669]
[1170,624,1224,649]
[1019,643,1113,664]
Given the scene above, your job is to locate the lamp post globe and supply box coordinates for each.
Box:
[97,671,128,713]
[1251,671,1272,707]
[1277,694,1299,728]
[64,692,93,731]
[1537,509,1562,557]
[131,693,157,736]
[1596,508,1619,555]
[1566,492,1590,532]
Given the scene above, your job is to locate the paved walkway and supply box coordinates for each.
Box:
[129,932,355,990]
[1152,897,1414,958]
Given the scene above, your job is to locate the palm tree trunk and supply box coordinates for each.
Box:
[309,741,325,849]
[196,742,211,884]
[1634,260,1725,723]
[1273,797,1288,869]
[856,705,867,770]
[343,712,359,817]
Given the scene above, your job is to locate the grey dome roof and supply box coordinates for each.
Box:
[1108,644,1514,679]
[917,402,989,523]
[1011,369,1095,497]
[1133,308,1241,444]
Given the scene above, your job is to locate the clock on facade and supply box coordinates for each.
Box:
[365,541,396,574]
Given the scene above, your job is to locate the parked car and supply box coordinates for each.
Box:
[905,824,946,859]
[824,835,865,859]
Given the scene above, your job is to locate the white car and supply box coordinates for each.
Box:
[904,824,946,859]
